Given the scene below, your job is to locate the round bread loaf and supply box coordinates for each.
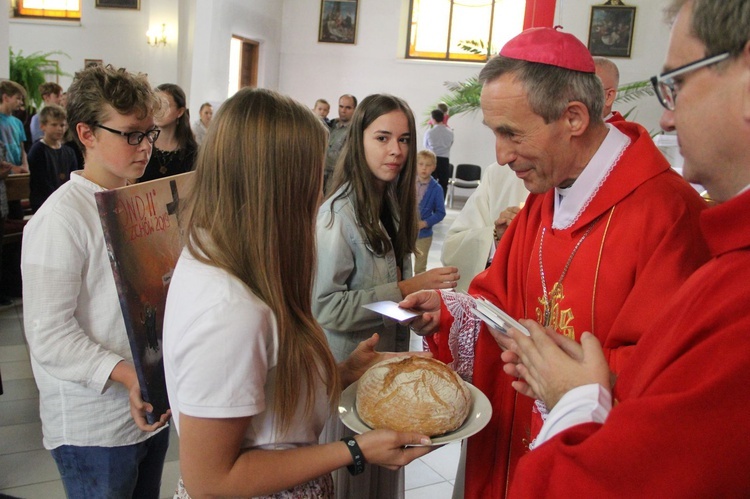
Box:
[356,356,471,436]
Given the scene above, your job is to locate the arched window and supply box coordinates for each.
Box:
[406,0,556,62]
[14,0,81,20]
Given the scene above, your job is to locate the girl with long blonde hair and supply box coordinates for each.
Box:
[163,88,433,498]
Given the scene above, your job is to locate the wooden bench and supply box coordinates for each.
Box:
[3,173,31,245]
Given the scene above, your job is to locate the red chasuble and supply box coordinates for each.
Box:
[509,189,750,497]
[426,121,710,498]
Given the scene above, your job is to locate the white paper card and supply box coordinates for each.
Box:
[362,301,419,322]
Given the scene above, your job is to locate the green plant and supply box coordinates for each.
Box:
[614,79,654,103]
[456,39,495,58]
[9,48,69,110]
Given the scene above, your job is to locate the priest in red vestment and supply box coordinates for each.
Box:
[401,27,709,498]
[500,0,750,495]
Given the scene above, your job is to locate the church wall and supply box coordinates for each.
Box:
[279,0,674,169]
[5,0,673,166]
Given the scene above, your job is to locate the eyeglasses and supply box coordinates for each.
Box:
[94,123,161,146]
[650,52,730,111]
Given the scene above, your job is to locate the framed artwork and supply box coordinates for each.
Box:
[84,59,103,68]
[319,0,358,44]
[587,4,636,58]
[95,0,140,9]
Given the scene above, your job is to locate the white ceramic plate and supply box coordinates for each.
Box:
[338,381,492,446]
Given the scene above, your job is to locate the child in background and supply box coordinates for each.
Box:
[22,64,170,498]
[30,82,64,142]
[139,83,197,183]
[313,98,332,127]
[27,104,79,212]
[427,102,450,128]
[414,149,445,273]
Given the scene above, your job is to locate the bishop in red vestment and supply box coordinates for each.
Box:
[500,0,750,494]
[404,27,710,498]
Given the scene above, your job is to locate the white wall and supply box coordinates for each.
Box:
[279,0,675,169]
[279,0,497,168]
[557,0,672,132]
[7,0,180,92]
[186,0,285,114]
[0,2,9,79]
[5,0,674,149]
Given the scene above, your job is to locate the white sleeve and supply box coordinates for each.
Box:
[172,296,276,419]
[531,384,612,449]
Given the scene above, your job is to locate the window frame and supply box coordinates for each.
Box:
[405,0,556,63]
[14,0,81,20]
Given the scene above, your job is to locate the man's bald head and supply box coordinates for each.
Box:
[593,57,619,118]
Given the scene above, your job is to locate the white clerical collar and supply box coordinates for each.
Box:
[553,124,630,229]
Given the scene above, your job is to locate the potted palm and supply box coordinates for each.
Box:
[8,48,68,110]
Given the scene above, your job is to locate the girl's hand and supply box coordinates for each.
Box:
[354,430,434,470]
[340,333,431,387]
[398,266,459,296]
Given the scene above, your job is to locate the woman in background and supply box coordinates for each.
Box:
[163,87,433,498]
[139,83,197,182]
[314,94,459,498]
[191,102,212,146]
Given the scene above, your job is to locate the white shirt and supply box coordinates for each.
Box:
[163,249,329,449]
[531,384,612,448]
[424,124,454,158]
[22,171,156,449]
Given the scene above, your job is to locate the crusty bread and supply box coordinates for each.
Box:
[356,356,471,436]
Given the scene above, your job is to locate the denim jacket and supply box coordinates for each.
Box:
[313,185,412,362]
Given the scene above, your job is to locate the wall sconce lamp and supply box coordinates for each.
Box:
[147,24,168,47]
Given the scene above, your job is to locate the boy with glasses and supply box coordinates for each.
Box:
[499,0,750,495]
[21,64,170,498]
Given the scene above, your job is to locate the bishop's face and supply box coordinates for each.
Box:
[481,74,576,194]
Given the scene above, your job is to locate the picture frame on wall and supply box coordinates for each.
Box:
[84,59,103,68]
[319,0,358,44]
[587,5,636,58]
[95,0,140,10]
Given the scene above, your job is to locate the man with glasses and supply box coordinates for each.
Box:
[499,0,750,495]
[21,64,170,498]
[402,26,710,498]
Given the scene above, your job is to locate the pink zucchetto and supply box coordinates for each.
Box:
[499,26,595,73]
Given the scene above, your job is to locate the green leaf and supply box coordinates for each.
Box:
[8,48,70,109]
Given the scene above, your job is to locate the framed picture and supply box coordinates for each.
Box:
[588,5,636,58]
[84,59,103,68]
[319,0,358,44]
[95,0,140,9]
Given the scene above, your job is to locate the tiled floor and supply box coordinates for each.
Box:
[0,197,467,499]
